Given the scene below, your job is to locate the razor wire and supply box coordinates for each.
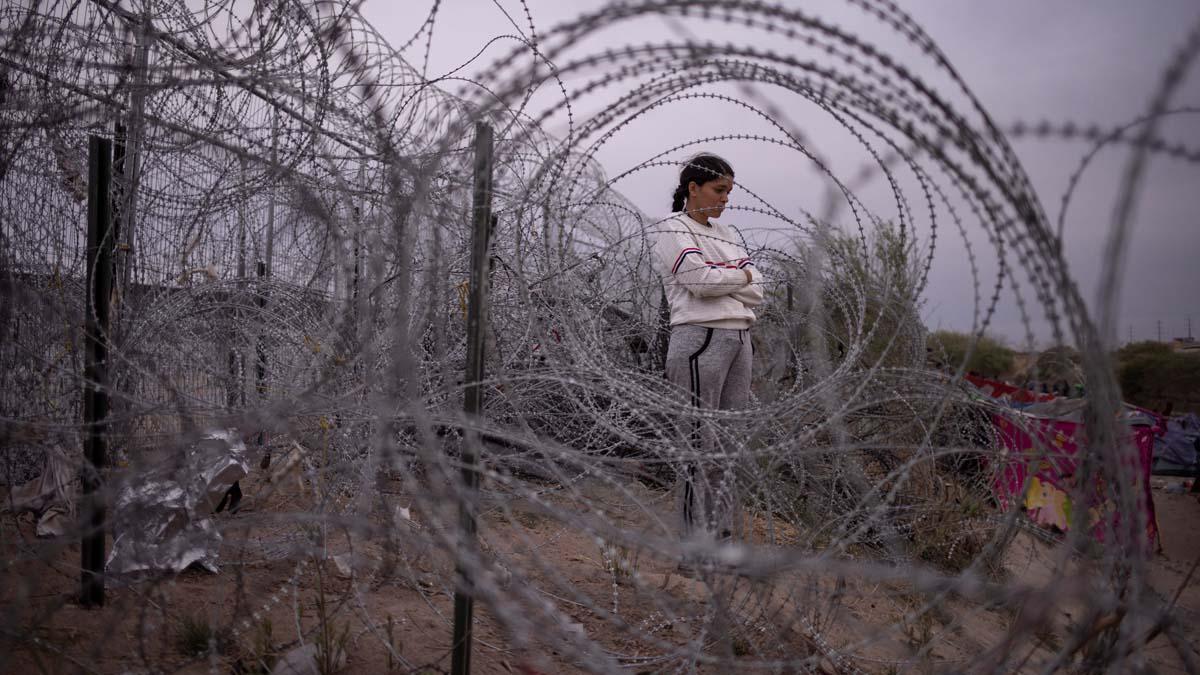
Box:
[2,1,1199,673]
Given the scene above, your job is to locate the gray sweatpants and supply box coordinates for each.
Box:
[665,324,752,540]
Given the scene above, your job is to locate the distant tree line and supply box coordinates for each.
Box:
[926,331,1200,412]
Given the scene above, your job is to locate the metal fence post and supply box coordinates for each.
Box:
[82,135,114,607]
[251,260,271,464]
[451,121,494,675]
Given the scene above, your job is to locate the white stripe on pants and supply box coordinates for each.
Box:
[665,324,751,540]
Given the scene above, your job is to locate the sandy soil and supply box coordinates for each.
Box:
[2,473,1198,674]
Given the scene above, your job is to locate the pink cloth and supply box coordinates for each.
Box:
[991,413,1158,549]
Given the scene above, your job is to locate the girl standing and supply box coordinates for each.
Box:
[653,154,766,542]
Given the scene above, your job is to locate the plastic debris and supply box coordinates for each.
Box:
[3,445,74,537]
[105,430,248,575]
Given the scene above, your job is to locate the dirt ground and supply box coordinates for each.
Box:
[2,472,1199,674]
[1143,484,1200,673]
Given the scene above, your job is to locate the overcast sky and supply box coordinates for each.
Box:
[359,1,1200,349]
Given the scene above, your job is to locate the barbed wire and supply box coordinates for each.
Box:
[2,1,1198,673]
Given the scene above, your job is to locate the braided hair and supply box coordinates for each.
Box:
[671,154,734,212]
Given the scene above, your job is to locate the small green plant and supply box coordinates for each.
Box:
[235,616,278,674]
[313,564,349,675]
[601,541,640,584]
[176,613,229,657]
[901,611,935,652]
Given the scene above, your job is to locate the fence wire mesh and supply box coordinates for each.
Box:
[2,1,1199,673]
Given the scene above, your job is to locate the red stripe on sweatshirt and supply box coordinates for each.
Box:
[672,248,702,274]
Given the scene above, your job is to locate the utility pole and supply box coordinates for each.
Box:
[1128,325,1133,345]
[1157,320,1163,343]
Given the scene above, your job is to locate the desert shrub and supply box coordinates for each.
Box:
[1035,345,1081,384]
[1117,345,1200,412]
[928,330,1015,378]
[824,223,927,371]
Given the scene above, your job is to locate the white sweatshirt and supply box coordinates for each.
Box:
[652,213,766,329]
